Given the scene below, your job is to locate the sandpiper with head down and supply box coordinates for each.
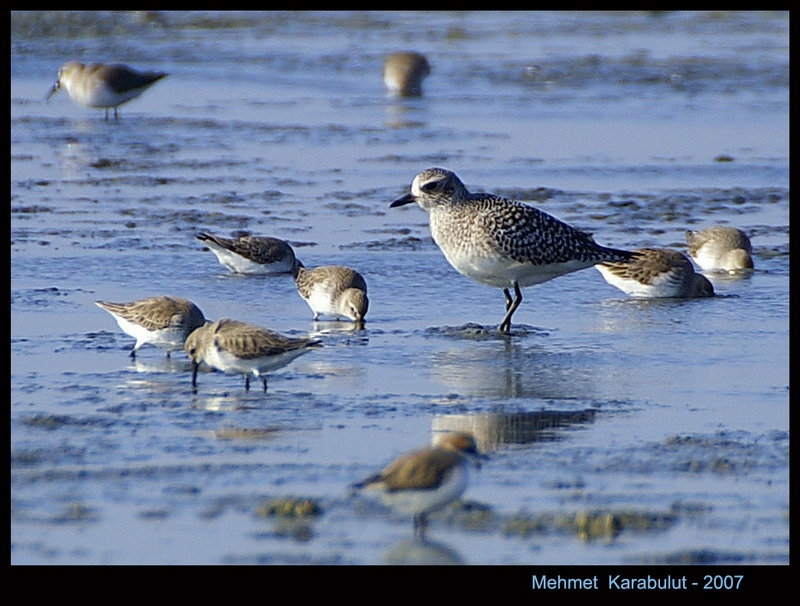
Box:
[184,318,321,393]
[685,226,754,273]
[293,262,369,325]
[95,295,206,358]
[46,61,167,119]
[351,431,487,537]
[596,247,714,298]
[196,232,297,275]
[383,51,431,97]
[390,167,637,333]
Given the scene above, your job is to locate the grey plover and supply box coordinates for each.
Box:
[196,232,297,275]
[390,167,637,333]
[686,226,754,273]
[293,262,369,324]
[184,318,321,393]
[351,431,487,537]
[383,51,431,97]
[46,62,167,119]
[596,247,714,298]
[95,295,205,358]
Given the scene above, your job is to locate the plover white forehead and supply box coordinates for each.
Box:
[390,167,637,334]
[184,318,321,393]
[685,226,754,273]
[351,431,487,537]
[293,262,369,324]
[596,247,714,298]
[46,61,167,119]
[383,51,431,97]
[196,232,297,275]
[95,295,206,358]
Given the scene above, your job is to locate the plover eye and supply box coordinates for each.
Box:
[421,182,439,192]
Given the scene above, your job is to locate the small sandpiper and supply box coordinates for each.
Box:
[390,167,637,333]
[293,262,369,324]
[351,431,487,537]
[383,51,431,97]
[183,318,321,393]
[685,226,754,273]
[46,61,167,119]
[95,295,206,358]
[196,232,297,275]
[596,247,714,298]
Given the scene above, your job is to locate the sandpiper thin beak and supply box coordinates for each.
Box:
[45,80,60,101]
[466,450,490,469]
[390,193,416,207]
[190,360,199,389]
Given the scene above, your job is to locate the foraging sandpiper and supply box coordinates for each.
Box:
[95,295,205,358]
[383,51,431,97]
[352,431,487,537]
[596,247,714,298]
[184,318,320,393]
[685,226,754,273]
[46,62,167,119]
[197,232,297,275]
[293,262,369,324]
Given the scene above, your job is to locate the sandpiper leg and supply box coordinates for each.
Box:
[191,362,199,391]
[261,377,268,393]
[245,375,250,391]
[413,513,428,538]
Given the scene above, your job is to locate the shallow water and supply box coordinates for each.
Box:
[11,11,788,568]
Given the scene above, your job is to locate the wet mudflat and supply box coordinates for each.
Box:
[11,11,788,567]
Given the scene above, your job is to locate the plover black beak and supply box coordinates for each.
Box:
[390,193,416,207]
